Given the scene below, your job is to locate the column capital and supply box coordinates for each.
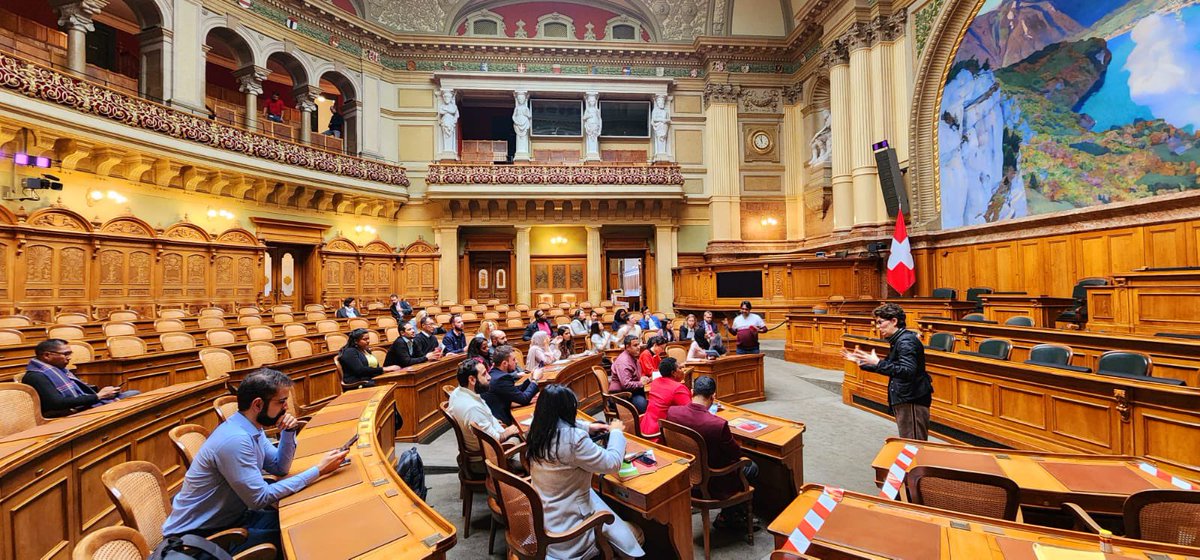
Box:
[584,225,601,232]
[782,83,803,106]
[845,21,876,52]
[874,8,908,42]
[821,38,850,69]
[515,225,533,232]
[53,0,107,32]
[293,85,322,112]
[233,66,270,95]
[702,83,741,108]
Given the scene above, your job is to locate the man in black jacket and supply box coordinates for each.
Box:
[388,294,412,323]
[23,339,137,417]
[385,323,441,368]
[414,316,442,357]
[483,345,538,426]
[842,303,932,440]
[522,309,554,341]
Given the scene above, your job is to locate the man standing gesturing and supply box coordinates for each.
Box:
[841,303,932,440]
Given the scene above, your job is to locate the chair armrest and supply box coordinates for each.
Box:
[233,543,278,560]
[1062,503,1104,534]
[544,510,615,544]
[206,528,247,550]
[640,430,661,440]
[709,457,753,489]
[502,441,527,460]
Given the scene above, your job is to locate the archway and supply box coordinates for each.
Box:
[317,71,358,154]
[204,27,257,129]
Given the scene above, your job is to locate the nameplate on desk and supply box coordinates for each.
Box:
[981,525,1006,535]
[421,533,444,547]
[357,442,371,449]
[674,458,689,465]
[950,520,970,531]
[384,488,399,498]
[372,478,388,486]
[996,454,1011,460]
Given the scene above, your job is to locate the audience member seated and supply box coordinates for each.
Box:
[527,331,562,371]
[415,316,443,358]
[484,346,539,426]
[639,308,664,331]
[615,314,643,342]
[264,93,286,123]
[161,369,349,553]
[587,309,602,332]
[696,311,720,350]
[724,301,767,354]
[489,329,510,362]
[466,336,492,371]
[639,336,665,379]
[523,309,554,341]
[610,335,650,413]
[590,322,615,352]
[665,375,759,529]
[556,325,575,358]
[22,339,138,418]
[442,315,468,354]
[338,328,402,386]
[612,308,629,332]
[688,329,726,361]
[569,309,589,336]
[526,385,645,559]
[658,320,676,343]
[385,323,440,367]
[389,294,412,323]
[335,297,361,318]
[476,319,498,341]
[447,360,519,475]
[679,314,699,341]
[641,357,690,439]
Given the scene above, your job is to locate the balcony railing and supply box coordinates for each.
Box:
[0,51,408,187]
[425,162,684,186]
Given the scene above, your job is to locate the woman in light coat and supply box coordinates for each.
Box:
[527,330,562,371]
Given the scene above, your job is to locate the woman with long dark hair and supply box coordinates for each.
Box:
[611,308,628,332]
[556,324,574,358]
[589,321,614,352]
[338,328,401,387]
[465,336,492,371]
[526,385,644,558]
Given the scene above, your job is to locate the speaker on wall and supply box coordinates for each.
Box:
[873,140,909,217]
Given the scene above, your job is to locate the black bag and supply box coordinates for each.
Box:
[149,535,233,560]
[396,446,428,500]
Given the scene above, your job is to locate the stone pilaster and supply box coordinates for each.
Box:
[704,82,742,240]
[515,226,531,305]
[654,225,677,316]
[825,38,854,233]
[586,225,602,305]
[435,226,459,303]
[782,84,807,240]
[848,23,883,227]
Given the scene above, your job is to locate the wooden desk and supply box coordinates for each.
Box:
[980,294,1074,327]
[871,438,1200,516]
[0,379,226,560]
[831,298,979,322]
[1087,269,1200,335]
[842,336,1200,477]
[769,484,1200,558]
[785,313,877,368]
[684,353,765,405]
[530,353,604,411]
[598,432,695,559]
[714,402,805,519]
[227,350,343,416]
[279,384,457,560]
[375,356,466,443]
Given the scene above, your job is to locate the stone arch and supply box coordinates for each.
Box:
[262,49,315,88]
[204,26,257,69]
[318,69,361,154]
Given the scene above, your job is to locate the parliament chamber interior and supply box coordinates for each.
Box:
[1,0,1199,557]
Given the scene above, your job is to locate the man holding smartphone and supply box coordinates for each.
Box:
[22,338,140,417]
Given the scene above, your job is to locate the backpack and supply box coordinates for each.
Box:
[396,446,428,500]
[148,535,233,560]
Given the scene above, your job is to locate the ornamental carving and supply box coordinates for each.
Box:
[28,208,89,231]
[326,239,358,252]
[101,217,154,237]
[845,21,876,51]
[129,251,150,283]
[703,83,741,107]
[425,163,684,186]
[659,0,709,41]
[187,255,206,285]
[404,239,437,255]
[99,250,122,284]
[875,9,907,43]
[363,240,393,254]
[343,264,356,285]
[216,256,233,284]
[363,264,375,285]
[822,38,850,68]
[27,245,52,282]
[0,53,409,187]
[782,83,803,106]
[162,253,182,284]
[406,265,419,287]
[738,88,781,114]
[238,257,254,285]
[163,223,210,242]
[326,261,340,284]
[368,0,447,34]
[420,263,434,284]
[60,247,84,284]
[216,230,257,245]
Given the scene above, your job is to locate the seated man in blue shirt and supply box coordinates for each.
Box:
[161,368,349,553]
[441,314,468,354]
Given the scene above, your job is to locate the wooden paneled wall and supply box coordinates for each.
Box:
[320,237,439,307]
[531,256,586,305]
[913,218,1200,298]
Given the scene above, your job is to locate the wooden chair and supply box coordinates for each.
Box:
[506,310,522,319]
[325,332,348,350]
[385,327,401,342]
[515,303,530,312]
[48,324,85,341]
[205,329,237,346]
[199,347,237,379]
[0,315,32,328]
[959,338,1012,361]
[441,300,455,307]
[160,332,197,352]
[246,341,279,367]
[304,304,325,312]
[1026,343,1074,367]
[197,316,226,329]
[214,395,239,422]
[55,312,90,325]
[659,419,755,559]
[71,526,149,560]
[103,321,137,337]
[471,423,528,554]
[426,306,443,315]
[1065,489,1200,546]
[108,310,139,322]
[238,307,260,316]
[237,315,263,326]
[245,325,275,341]
[904,465,1020,521]
[332,355,373,392]
[450,305,466,314]
[0,383,44,437]
[1003,316,1034,327]
[154,318,186,333]
[471,305,488,313]
[1098,350,1153,378]
[347,317,370,330]
[315,320,339,333]
[168,424,211,468]
[495,304,510,313]
[554,316,570,327]
[158,308,187,319]
[305,311,327,321]
[273,313,294,324]
[371,348,387,365]
[506,318,524,328]
[666,345,688,364]
[377,316,398,329]
[962,313,988,322]
[107,336,148,358]
[548,308,564,318]
[286,337,314,359]
[366,330,381,345]
[486,459,614,560]
[282,323,308,338]
[199,307,225,318]
[606,394,658,440]
[463,299,479,306]
[271,305,292,314]
[483,311,500,321]
[462,311,478,322]
[101,461,273,556]
[437,401,488,538]
[69,341,96,365]
[486,299,502,306]
[0,328,25,346]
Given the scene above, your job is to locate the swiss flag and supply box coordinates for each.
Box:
[886,212,915,295]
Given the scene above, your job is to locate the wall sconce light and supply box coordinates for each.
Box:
[87,189,127,206]
[760,217,778,227]
[207,208,234,219]
[354,225,377,236]
[549,235,568,245]
[13,153,51,168]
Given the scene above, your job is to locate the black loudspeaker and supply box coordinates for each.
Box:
[873,140,909,217]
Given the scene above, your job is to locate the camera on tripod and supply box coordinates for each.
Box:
[22,175,63,191]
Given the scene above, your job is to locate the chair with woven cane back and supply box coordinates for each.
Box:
[213,395,239,423]
[168,424,211,468]
[0,382,45,438]
[199,347,237,379]
[1064,489,1200,546]
[471,423,528,554]
[437,401,487,538]
[486,459,615,560]
[71,526,149,560]
[903,465,1020,521]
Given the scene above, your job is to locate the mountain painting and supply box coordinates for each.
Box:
[939,0,1200,229]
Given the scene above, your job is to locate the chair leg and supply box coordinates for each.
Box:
[462,485,473,539]
[745,499,755,545]
[488,516,497,554]
[700,508,711,560]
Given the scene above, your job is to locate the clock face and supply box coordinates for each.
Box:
[752,132,771,151]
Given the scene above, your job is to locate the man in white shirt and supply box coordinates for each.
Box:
[446,360,519,475]
[725,300,767,354]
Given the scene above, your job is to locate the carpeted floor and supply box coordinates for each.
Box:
[410,340,914,559]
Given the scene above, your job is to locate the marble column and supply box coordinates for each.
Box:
[890,9,911,166]
[293,86,322,145]
[826,40,854,233]
[871,12,905,221]
[233,66,269,132]
[53,0,107,74]
[586,225,603,305]
[703,84,742,240]
[654,225,678,317]
[515,226,531,305]
[782,84,807,241]
[435,226,459,303]
[848,23,883,228]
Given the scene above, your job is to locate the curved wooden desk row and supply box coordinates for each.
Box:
[226,350,345,417]
[785,313,878,369]
[842,336,1200,477]
[768,484,1200,559]
[0,378,228,560]
[279,384,457,560]
[871,438,1200,516]
[602,345,767,406]
[917,317,1200,387]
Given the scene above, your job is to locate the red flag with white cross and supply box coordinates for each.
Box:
[886,213,915,295]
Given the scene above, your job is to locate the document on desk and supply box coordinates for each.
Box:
[287,495,409,560]
[1031,543,1106,560]
[729,417,781,437]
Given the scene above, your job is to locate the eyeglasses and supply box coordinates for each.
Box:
[46,350,73,356]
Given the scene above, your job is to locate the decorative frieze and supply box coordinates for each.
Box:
[782,83,803,106]
[703,83,741,107]
[738,88,781,114]
[425,163,684,186]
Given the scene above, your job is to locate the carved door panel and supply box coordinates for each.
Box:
[264,246,307,309]
[470,253,509,302]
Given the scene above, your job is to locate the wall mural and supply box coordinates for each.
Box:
[939,0,1200,229]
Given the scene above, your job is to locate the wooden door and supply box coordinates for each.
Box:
[264,244,309,309]
[470,252,510,302]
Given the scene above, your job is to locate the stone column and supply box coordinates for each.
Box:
[826,40,854,233]
[342,100,363,155]
[515,226,531,305]
[890,9,911,166]
[586,225,603,305]
[871,12,905,220]
[293,85,321,145]
[782,84,807,241]
[136,27,171,103]
[53,0,107,74]
[233,66,269,132]
[703,84,742,240]
[848,23,882,228]
[435,226,459,303]
[654,225,678,317]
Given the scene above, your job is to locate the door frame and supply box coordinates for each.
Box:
[460,232,516,303]
[250,218,329,308]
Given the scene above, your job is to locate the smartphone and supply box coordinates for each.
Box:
[339,433,360,452]
[635,454,657,466]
